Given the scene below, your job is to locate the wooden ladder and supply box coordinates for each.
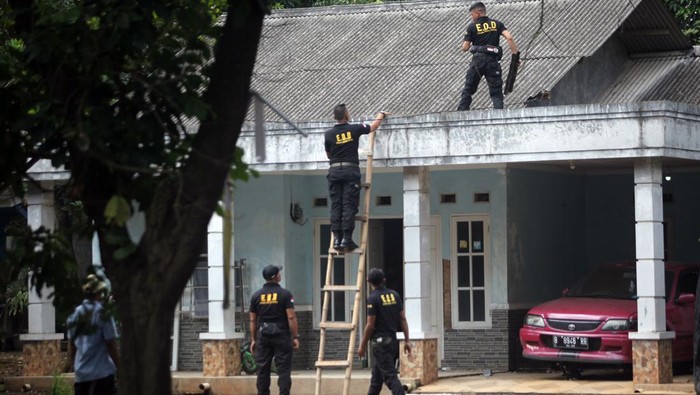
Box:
[315,130,377,395]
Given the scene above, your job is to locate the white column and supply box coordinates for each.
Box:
[402,167,436,338]
[20,188,62,341]
[629,158,674,342]
[199,213,242,340]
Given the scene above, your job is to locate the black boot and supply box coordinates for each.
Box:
[339,233,358,251]
[333,232,342,249]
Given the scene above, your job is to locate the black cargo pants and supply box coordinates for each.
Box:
[367,338,405,395]
[255,332,293,395]
[327,165,362,236]
[74,374,115,395]
[457,53,504,110]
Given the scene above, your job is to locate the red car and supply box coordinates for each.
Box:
[519,262,699,375]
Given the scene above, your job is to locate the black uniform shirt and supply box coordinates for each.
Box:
[367,285,403,340]
[464,16,506,47]
[249,282,295,330]
[324,122,371,165]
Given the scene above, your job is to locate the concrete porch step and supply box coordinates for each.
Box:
[4,370,694,395]
[4,370,398,395]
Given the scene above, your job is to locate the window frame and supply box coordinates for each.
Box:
[180,251,209,318]
[450,214,491,329]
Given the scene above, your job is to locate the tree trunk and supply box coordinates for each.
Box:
[114,273,176,395]
[97,3,267,394]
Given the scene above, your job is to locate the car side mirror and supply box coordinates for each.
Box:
[562,288,569,297]
[676,293,695,305]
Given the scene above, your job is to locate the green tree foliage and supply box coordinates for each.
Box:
[1,0,266,393]
[664,0,700,43]
[1,0,222,199]
[270,0,382,9]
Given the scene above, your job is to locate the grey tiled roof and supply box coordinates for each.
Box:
[249,0,691,121]
[598,54,700,105]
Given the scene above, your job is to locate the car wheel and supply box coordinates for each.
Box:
[560,363,582,380]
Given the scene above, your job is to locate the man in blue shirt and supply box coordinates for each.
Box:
[67,274,119,395]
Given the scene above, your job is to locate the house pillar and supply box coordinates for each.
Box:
[199,213,243,376]
[400,167,438,385]
[20,187,63,376]
[629,158,673,385]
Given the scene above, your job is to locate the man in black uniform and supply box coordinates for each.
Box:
[358,268,412,395]
[249,265,299,395]
[457,1,519,110]
[324,104,388,251]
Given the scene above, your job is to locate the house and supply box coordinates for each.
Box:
[5,0,700,385]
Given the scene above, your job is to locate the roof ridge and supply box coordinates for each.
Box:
[254,56,583,74]
[266,0,539,19]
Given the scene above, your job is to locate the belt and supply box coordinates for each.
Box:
[329,162,359,168]
[371,336,393,345]
[471,45,500,54]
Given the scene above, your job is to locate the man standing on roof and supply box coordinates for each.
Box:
[358,268,412,395]
[457,1,519,111]
[324,104,388,251]
[250,264,299,395]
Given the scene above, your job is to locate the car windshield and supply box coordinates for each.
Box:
[567,267,639,299]
[567,266,674,300]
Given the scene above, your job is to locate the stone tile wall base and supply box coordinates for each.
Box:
[22,340,62,376]
[400,338,438,385]
[202,339,241,376]
[632,338,672,384]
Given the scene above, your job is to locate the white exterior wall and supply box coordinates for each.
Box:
[630,158,674,341]
[21,187,63,341]
[237,103,700,172]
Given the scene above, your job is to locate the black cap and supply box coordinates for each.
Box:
[263,265,283,281]
[367,268,385,286]
[469,1,486,11]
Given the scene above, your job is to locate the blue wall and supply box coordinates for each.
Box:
[233,175,289,302]
[234,172,407,305]
[429,168,509,304]
[234,168,510,305]
[507,169,700,306]
[584,173,636,265]
[506,168,588,305]
[664,172,700,261]
[233,168,700,310]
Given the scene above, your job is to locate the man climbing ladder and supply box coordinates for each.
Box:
[317,104,388,395]
[324,104,388,251]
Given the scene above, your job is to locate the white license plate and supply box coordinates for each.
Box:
[552,335,589,350]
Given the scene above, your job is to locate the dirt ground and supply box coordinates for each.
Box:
[0,352,26,394]
[0,351,63,394]
[0,351,24,379]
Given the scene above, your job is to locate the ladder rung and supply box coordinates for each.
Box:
[362,182,371,188]
[320,321,355,330]
[323,285,359,292]
[356,214,368,221]
[316,360,350,368]
[328,248,365,255]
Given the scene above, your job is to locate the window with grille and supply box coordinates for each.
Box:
[181,247,209,317]
[451,215,490,328]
